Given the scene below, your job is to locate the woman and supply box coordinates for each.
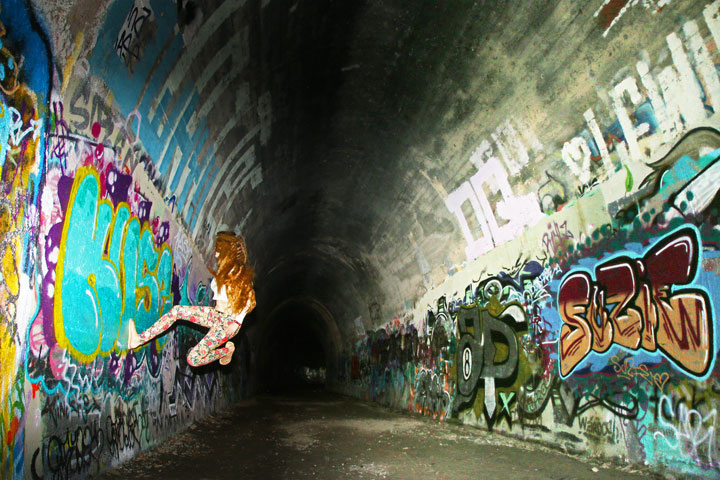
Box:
[128,231,256,366]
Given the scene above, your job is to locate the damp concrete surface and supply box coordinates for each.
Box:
[92,391,659,480]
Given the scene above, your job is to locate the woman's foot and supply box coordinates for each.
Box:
[127,320,143,349]
[219,341,235,365]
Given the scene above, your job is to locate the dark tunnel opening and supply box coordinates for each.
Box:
[255,301,333,394]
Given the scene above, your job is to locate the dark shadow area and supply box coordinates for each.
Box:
[256,302,329,394]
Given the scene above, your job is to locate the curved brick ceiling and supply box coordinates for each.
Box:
[138,0,513,343]
[41,0,713,349]
[236,0,489,341]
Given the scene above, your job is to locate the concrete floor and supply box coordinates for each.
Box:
[92,391,655,480]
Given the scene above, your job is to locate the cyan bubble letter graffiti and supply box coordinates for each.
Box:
[54,167,173,360]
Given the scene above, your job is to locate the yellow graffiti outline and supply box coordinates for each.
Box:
[0,322,17,474]
[55,167,108,361]
[135,221,174,318]
[104,202,173,350]
[117,210,140,344]
[106,191,174,352]
[54,166,174,361]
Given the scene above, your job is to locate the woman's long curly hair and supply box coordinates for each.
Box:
[210,231,256,315]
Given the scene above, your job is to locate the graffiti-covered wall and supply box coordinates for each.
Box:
[342,2,720,478]
[5,0,720,478]
[0,1,252,478]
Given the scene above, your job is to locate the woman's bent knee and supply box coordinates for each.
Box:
[187,345,208,367]
[186,352,202,367]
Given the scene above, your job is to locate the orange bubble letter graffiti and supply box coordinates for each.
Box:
[558,227,713,378]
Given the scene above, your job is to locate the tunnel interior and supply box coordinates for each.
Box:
[255,300,332,393]
[2,1,720,479]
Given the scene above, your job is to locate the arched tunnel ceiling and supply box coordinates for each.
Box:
[37,0,712,345]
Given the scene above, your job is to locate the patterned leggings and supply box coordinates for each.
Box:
[137,305,238,366]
